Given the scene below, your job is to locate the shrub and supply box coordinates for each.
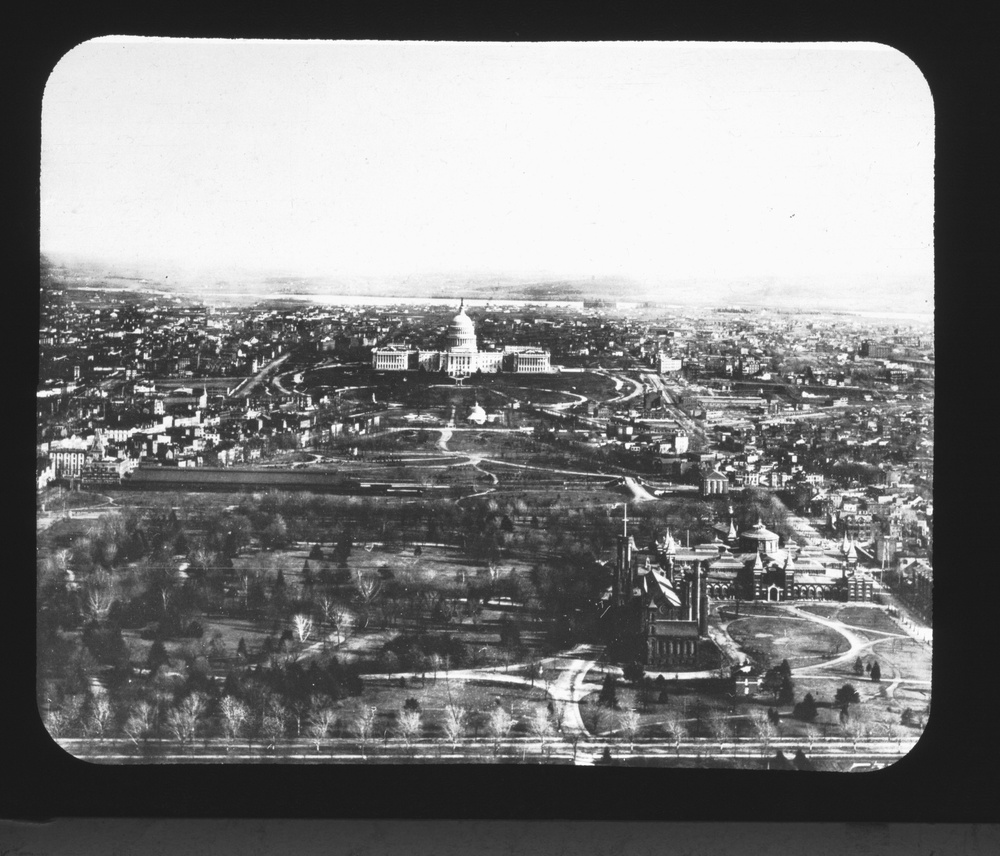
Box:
[793,693,818,722]
[623,662,645,684]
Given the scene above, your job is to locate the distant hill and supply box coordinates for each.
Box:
[39,253,932,316]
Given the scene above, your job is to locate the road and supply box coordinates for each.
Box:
[57,735,918,766]
[543,644,603,734]
[642,372,710,447]
[227,353,291,399]
[779,604,910,677]
[620,476,657,502]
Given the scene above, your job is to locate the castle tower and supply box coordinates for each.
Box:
[752,549,765,599]
[846,539,858,567]
[615,532,636,607]
[698,566,709,636]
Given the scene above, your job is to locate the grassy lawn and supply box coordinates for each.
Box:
[39,488,109,511]
[795,604,843,620]
[837,606,901,633]
[579,681,755,739]
[726,616,850,668]
[867,634,932,685]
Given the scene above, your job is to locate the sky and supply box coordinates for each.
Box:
[41,39,934,307]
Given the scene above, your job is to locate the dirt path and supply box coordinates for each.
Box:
[360,644,605,735]
[621,476,656,502]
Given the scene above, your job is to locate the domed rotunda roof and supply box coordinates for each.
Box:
[740,520,779,542]
[450,305,475,333]
[446,300,478,352]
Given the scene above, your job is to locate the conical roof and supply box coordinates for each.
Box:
[662,529,677,555]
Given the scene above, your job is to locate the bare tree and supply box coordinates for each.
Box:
[442,704,467,750]
[52,547,72,575]
[488,706,514,756]
[882,715,901,749]
[332,609,351,646]
[293,613,313,644]
[165,692,207,744]
[617,708,641,753]
[583,701,610,736]
[84,571,116,622]
[528,706,552,758]
[59,694,86,737]
[707,711,731,745]
[239,572,253,611]
[844,703,874,750]
[319,595,342,646]
[286,696,313,739]
[353,569,382,628]
[397,708,422,753]
[261,697,288,748]
[123,701,153,748]
[88,695,114,738]
[219,696,248,747]
[308,706,337,752]
[45,709,69,739]
[353,705,378,759]
[748,708,774,758]
[662,713,687,755]
[396,708,422,743]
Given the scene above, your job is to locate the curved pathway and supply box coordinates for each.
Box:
[360,643,604,736]
[780,605,908,675]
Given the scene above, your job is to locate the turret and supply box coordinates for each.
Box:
[698,567,709,636]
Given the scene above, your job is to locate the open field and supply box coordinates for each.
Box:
[726,616,851,668]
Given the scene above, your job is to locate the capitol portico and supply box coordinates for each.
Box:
[371,300,552,377]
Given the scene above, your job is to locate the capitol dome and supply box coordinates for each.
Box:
[446,300,478,352]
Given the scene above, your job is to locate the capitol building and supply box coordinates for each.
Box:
[372,300,551,377]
